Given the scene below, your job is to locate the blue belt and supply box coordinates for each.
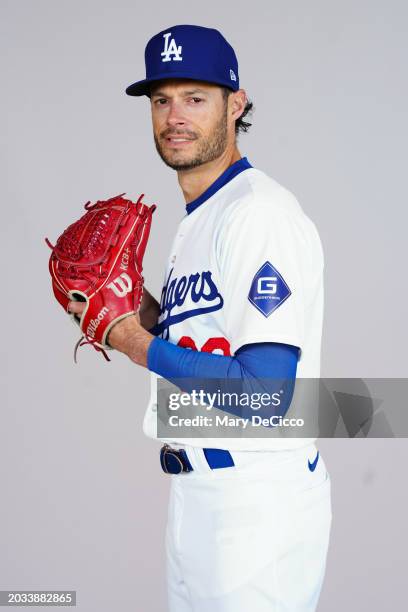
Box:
[160,444,235,474]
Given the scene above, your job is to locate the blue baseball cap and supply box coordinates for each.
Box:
[125,24,239,97]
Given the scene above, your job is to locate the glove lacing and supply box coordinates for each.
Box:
[74,335,111,363]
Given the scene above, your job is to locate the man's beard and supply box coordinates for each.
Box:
[154,107,228,171]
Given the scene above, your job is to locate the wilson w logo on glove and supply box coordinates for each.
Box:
[107,272,133,297]
[45,193,156,362]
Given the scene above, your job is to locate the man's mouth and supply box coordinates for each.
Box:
[165,136,196,148]
[168,137,193,141]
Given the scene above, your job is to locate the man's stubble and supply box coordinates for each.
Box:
[154,102,229,171]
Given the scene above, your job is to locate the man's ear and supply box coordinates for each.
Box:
[230,89,247,121]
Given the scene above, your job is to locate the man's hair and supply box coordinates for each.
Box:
[222,87,254,135]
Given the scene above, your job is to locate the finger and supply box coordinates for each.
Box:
[67,301,86,315]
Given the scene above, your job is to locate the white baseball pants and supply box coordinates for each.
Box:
[165,443,332,612]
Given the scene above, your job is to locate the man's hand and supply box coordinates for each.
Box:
[67,301,151,367]
[66,287,160,331]
[67,301,86,318]
[68,300,141,324]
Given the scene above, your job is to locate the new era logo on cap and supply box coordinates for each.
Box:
[126,24,240,97]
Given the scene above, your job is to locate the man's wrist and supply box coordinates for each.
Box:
[106,314,154,368]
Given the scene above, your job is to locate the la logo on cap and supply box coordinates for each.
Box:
[161,32,183,62]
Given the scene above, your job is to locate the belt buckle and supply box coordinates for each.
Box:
[160,444,185,474]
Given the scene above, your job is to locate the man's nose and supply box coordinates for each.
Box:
[166,102,186,128]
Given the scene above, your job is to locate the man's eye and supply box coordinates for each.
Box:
[154,99,167,105]
[192,97,202,103]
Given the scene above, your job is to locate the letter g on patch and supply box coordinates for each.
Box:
[248,261,291,317]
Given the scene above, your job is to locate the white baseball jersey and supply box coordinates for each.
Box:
[143,161,325,450]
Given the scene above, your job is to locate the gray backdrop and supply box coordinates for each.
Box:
[1,0,407,610]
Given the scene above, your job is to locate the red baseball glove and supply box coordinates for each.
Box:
[46,193,156,361]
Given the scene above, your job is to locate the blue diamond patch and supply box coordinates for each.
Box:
[248,261,292,317]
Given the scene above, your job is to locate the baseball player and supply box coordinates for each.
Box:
[68,24,332,612]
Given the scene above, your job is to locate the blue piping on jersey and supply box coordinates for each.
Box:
[185,156,253,215]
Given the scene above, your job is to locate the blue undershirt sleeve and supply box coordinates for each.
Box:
[147,337,299,419]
